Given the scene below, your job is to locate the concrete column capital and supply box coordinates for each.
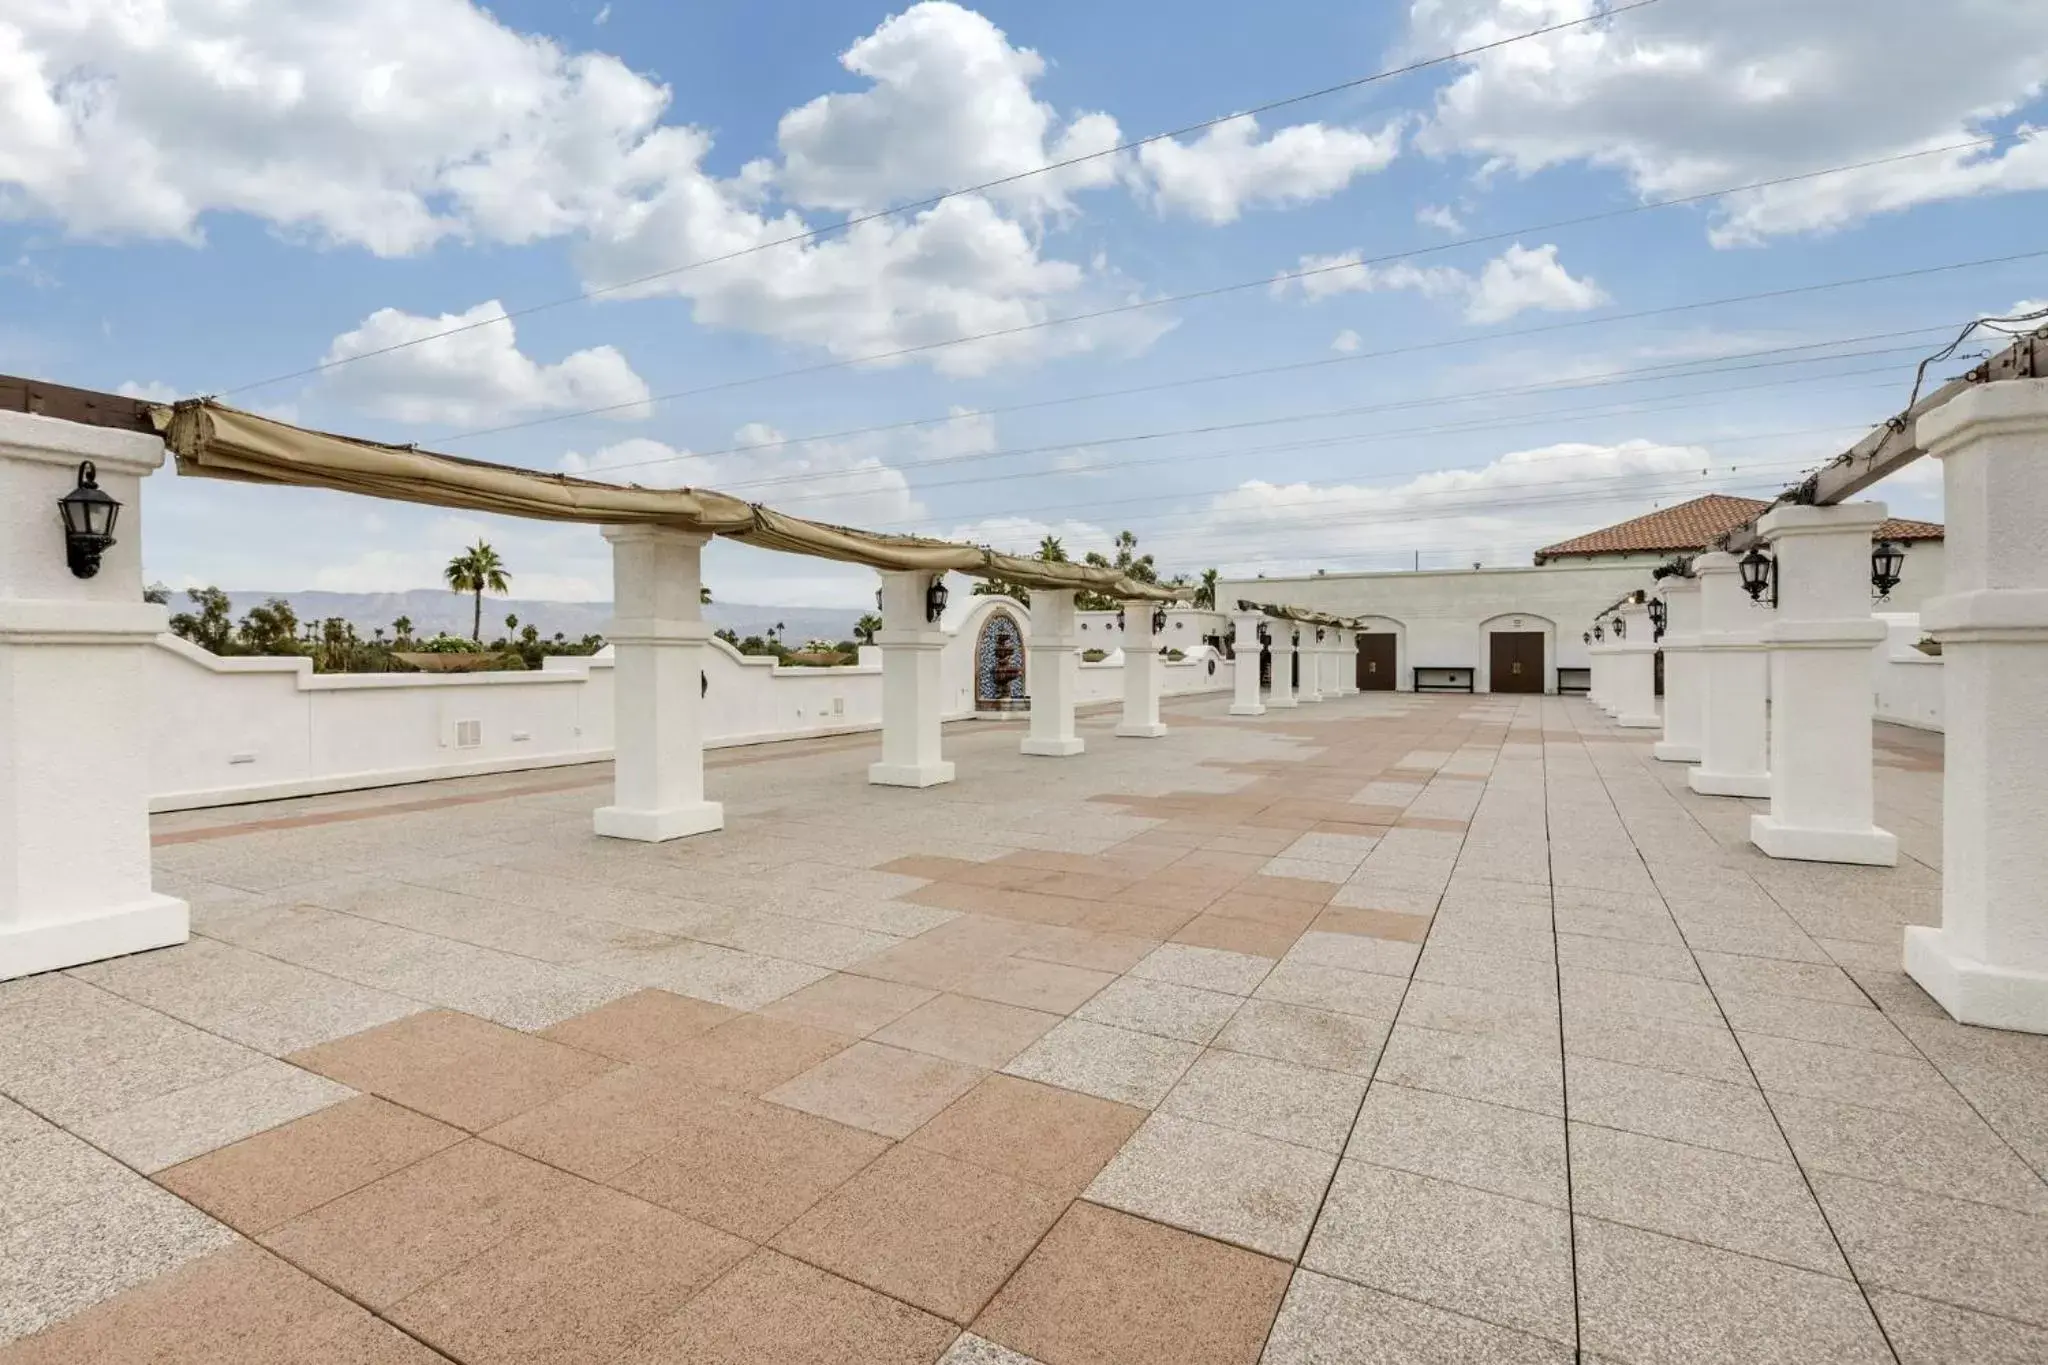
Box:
[1757,501,1888,541]
[598,524,714,549]
[1917,375,2048,453]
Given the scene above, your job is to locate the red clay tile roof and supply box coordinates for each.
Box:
[1534,494,1942,562]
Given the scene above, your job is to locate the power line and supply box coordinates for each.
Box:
[700,347,1930,508]
[880,417,1883,537]
[217,0,1666,399]
[565,319,1962,477]
[441,135,2012,445]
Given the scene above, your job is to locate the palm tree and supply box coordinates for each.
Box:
[392,615,414,644]
[854,612,883,644]
[1195,568,1219,610]
[1038,534,1067,562]
[444,541,511,644]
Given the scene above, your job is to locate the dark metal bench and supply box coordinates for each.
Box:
[1413,666,1475,694]
[1556,667,1591,696]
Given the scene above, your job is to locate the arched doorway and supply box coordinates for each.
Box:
[1352,616,1404,691]
[975,610,1028,712]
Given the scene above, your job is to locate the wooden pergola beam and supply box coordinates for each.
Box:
[0,373,158,435]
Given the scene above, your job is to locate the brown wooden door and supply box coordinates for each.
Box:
[1489,631,1545,694]
[1356,634,1396,690]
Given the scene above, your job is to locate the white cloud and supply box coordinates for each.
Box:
[1417,203,1464,234]
[1275,241,1606,324]
[1136,114,1402,223]
[1409,0,2048,244]
[946,515,1114,559]
[0,1,1158,378]
[319,302,650,426]
[116,380,180,403]
[1181,438,1759,573]
[1331,329,1362,353]
[774,3,1121,216]
[1464,243,1609,324]
[562,415,935,527]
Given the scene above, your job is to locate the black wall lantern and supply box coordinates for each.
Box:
[1739,545,1777,607]
[1152,607,1167,635]
[1315,626,1326,642]
[1582,630,1591,645]
[1593,623,1604,642]
[1648,598,1668,640]
[1612,615,1626,640]
[1871,539,1905,601]
[875,587,884,613]
[57,460,121,579]
[924,576,949,623]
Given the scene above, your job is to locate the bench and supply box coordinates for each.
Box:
[1413,666,1475,694]
[1556,666,1591,696]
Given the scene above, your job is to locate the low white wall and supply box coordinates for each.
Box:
[1873,612,1944,732]
[149,597,1233,810]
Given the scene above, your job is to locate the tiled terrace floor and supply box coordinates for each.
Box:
[3,692,2044,1363]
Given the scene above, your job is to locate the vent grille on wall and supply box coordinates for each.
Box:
[454,719,482,748]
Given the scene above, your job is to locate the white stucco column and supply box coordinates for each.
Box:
[1229,612,1265,716]
[1296,629,1325,703]
[1021,588,1083,757]
[1267,626,1298,708]
[1904,379,2048,1029]
[1610,602,1661,728]
[1689,551,1771,798]
[594,527,723,842]
[1653,578,1704,763]
[1116,601,1168,738]
[1585,635,1606,708]
[1331,629,1355,696]
[869,570,955,788]
[1750,502,1895,866]
[1,411,187,980]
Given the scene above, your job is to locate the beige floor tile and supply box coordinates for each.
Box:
[1570,1123,1847,1275]
[939,1333,1043,1365]
[258,1139,582,1308]
[1813,1172,2048,1327]
[955,957,1114,1014]
[872,994,1060,1069]
[1085,1112,1335,1259]
[389,1183,748,1365]
[1770,1091,2048,1212]
[482,1066,733,1181]
[1304,1160,1574,1345]
[1212,999,1388,1077]
[617,1249,957,1365]
[762,973,937,1036]
[1160,1049,1365,1152]
[767,1042,985,1139]
[0,1241,443,1364]
[288,1010,615,1132]
[1285,929,1421,980]
[773,1145,1065,1324]
[609,1094,889,1241]
[908,1074,1144,1198]
[1168,913,1302,960]
[1254,960,1408,1020]
[971,1201,1290,1365]
[1002,1018,1200,1109]
[1565,1054,1788,1164]
[1871,1288,2048,1365]
[652,1013,855,1095]
[538,989,736,1062]
[1074,976,1242,1045]
[1264,1269,1574,1365]
[1376,1024,1564,1116]
[155,1094,462,1235]
[1309,905,1433,943]
[1575,1216,1893,1365]
[1349,1083,1566,1208]
[1129,943,1275,996]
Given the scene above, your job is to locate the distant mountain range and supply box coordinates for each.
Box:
[188,589,864,645]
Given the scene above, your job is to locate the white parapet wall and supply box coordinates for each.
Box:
[1872,611,1944,732]
[148,594,1234,811]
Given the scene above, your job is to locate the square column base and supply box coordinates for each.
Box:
[594,802,725,843]
[1617,712,1660,729]
[1904,926,2048,1032]
[869,761,956,788]
[1021,736,1086,757]
[1228,703,1266,717]
[1115,722,1169,739]
[1689,769,1770,798]
[1749,813,1897,867]
[1266,697,1298,709]
[1,893,189,982]
[1652,742,1701,763]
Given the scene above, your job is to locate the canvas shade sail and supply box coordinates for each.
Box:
[156,400,1187,601]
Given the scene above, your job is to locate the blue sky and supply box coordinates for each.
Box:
[4,0,2045,606]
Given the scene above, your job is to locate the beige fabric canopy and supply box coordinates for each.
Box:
[1235,600,1360,629]
[156,401,1188,602]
